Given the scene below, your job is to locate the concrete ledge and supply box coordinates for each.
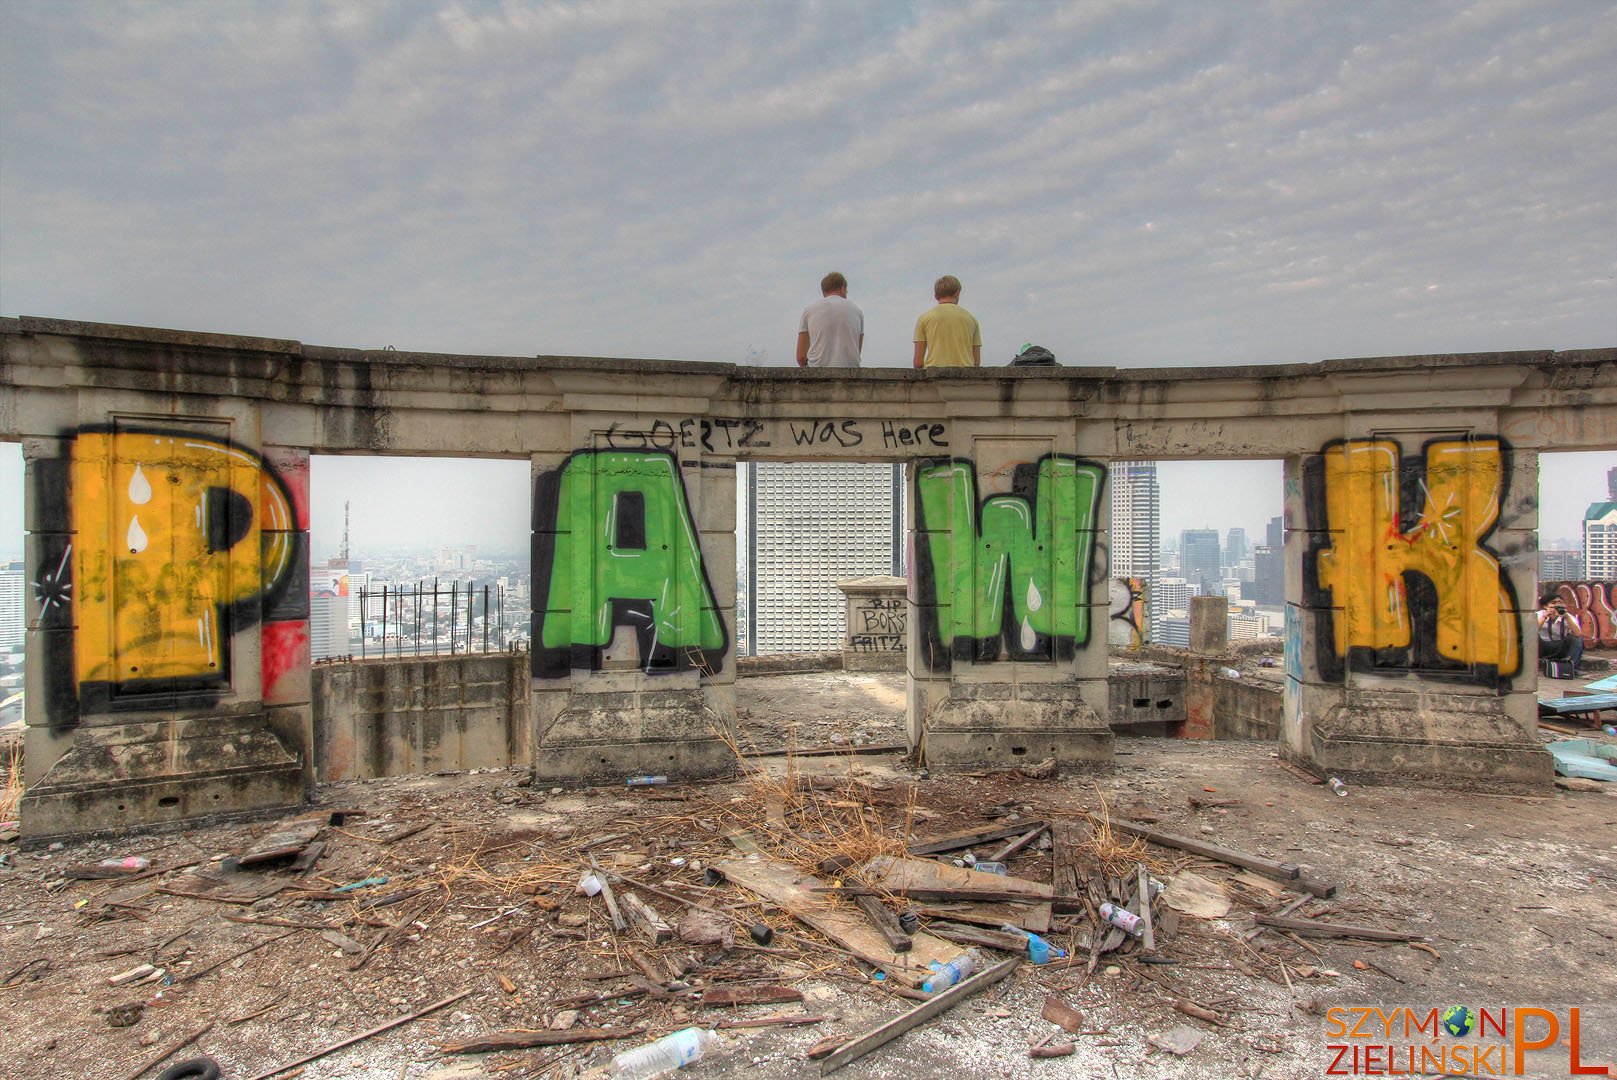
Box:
[921,683,1112,772]
[1289,693,1553,795]
[533,687,737,785]
[20,713,305,841]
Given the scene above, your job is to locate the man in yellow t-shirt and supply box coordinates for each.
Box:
[912,275,982,369]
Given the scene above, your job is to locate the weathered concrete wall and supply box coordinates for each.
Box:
[1108,661,1185,734]
[3,316,1613,835]
[312,653,528,781]
[839,577,906,672]
[1215,675,1283,741]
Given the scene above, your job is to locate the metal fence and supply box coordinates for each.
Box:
[355,581,523,659]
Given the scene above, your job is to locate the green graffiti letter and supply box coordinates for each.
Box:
[535,451,725,675]
[915,455,1104,664]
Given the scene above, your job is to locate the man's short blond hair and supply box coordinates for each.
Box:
[934,275,962,299]
[821,272,847,295]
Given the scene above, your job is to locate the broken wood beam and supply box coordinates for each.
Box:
[906,820,1046,856]
[924,921,1027,953]
[438,1025,642,1054]
[621,893,673,944]
[1251,914,1421,942]
[1109,818,1302,883]
[988,823,1049,864]
[853,895,913,953]
[590,857,629,933]
[699,984,804,1008]
[819,958,1020,1074]
[244,990,472,1080]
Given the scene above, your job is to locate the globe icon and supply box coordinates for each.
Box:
[1442,1006,1476,1038]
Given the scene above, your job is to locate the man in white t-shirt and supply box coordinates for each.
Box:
[796,271,864,368]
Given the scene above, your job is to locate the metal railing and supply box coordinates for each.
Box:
[355,581,523,659]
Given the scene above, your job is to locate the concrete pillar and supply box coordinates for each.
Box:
[838,576,906,672]
[527,432,738,786]
[907,426,1111,773]
[19,424,309,841]
[1279,436,1550,794]
[1189,595,1229,654]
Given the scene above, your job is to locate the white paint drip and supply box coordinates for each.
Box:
[128,465,153,505]
[127,515,148,553]
[1020,615,1037,651]
[1026,578,1042,612]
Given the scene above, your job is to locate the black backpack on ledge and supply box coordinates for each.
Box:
[1010,343,1057,366]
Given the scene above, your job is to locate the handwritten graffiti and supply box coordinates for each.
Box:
[913,454,1105,670]
[1547,581,1617,648]
[600,417,948,454]
[532,450,726,678]
[848,597,905,653]
[1304,437,1520,683]
[1108,577,1149,648]
[36,426,307,724]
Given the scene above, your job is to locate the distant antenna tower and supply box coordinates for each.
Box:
[340,500,351,563]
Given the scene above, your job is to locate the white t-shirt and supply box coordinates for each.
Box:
[798,295,864,368]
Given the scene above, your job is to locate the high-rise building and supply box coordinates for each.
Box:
[1180,529,1222,595]
[1266,515,1283,552]
[1108,461,1160,640]
[1538,549,1584,582]
[1251,545,1284,607]
[0,561,23,650]
[1224,527,1247,567]
[744,462,903,654]
[308,590,351,659]
[1585,468,1617,581]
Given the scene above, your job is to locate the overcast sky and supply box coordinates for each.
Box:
[1,2,1613,559]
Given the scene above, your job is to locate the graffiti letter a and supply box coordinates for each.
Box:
[532,450,725,677]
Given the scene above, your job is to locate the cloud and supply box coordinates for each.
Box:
[1,0,1611,371]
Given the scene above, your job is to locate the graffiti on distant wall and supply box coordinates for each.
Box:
[1304,436,1520,683]
[1545,581,1617,648]
[532,450,726,678]
[1108,577,1149,648]
[35,426,309,725]
[913,455,1105,670]
[849,596,905,654]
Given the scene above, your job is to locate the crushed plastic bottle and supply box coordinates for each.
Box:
[999,924,1065,965]
[921,953,975,993]
[626,775,668,787]
[609,1027,721,1078]
[1328,777,1348,797]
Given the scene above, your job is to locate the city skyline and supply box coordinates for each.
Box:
[0,446,1611,564]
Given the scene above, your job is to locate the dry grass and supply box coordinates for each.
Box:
[0,740,22,824]
[1082,787,1162,879]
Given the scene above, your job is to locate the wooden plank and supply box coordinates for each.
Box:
[911,900,1051,935]
[590,858,629,933]
[906,820,1046,856]
[1137,864,1156,954]
[1110,818,1301,882]
[988,824,1048,864]
[438,1025,641,1054]
[1252,914,1421,942]
[713,858,964,988]
[1041,995,1085,1033]
[1049,820,1088,916]
[861,855,1052,902]
[925,922,1027,953]
[853,895,913,953]
[239,811,329,867]
[700,984,804,1008]
[819,957,1020,1075]
[621,893,673,944]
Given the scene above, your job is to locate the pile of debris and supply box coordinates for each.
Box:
[0,750,1450,1079]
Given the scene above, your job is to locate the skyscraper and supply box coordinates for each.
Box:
[745,462,903,654]
[0,561,22,650]
[1224,527,1247,567]
[1108,462,1160,638]
[1266,515,1283,552]
[1181,529,1222,595]
[1584,468,1617,581]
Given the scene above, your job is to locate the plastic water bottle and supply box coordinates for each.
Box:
[921,953,975,993]
[609,1028,720,1078]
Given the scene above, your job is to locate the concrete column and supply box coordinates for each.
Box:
[528,433,738,786]
[20,422,308,841]
[838,576,906,672]
[907,429,1111,772]
[1279,436,1550,793]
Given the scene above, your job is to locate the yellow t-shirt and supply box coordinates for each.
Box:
[914,303,981,367]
